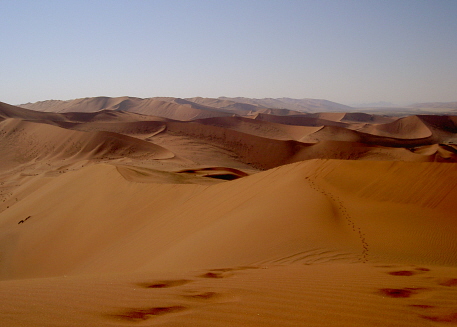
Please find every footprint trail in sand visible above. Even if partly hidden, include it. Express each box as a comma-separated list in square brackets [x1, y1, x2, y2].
[305, 175, 369, 262]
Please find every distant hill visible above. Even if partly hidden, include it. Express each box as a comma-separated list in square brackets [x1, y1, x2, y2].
[351, 101, 396, 108]
[219, 97, 354, 113]
[408, 102, 457, 109]
[19, 96, 236, 121]
[347, 102, 457, 116]
[19, 96, 355, 118]
[18, 97, 457, 118]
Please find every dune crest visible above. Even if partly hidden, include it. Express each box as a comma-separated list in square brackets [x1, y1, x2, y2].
[358, 115, 433, 139]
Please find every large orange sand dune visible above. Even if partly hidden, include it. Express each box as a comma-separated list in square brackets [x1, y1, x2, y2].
[0, 98, 457, 326]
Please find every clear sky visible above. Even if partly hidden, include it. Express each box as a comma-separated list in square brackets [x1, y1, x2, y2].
[1, 0, 456, 106]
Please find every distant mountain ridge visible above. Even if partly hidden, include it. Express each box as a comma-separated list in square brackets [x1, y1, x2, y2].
[18, 97, 457, 118]
[19, 96, 354, 117]
[409, 102, 457, 109]
[218, 97, 353, 113]
[351, 101, 396, 108]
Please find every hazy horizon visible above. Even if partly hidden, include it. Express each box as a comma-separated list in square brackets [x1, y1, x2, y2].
[14, 95, 450, 109]
[2, 0, 456, 106]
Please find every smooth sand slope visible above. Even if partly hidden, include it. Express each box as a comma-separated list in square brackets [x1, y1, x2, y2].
[2, 159, 457, 278]
[1, 99, 457, 326]
[1, 160, 457, 326]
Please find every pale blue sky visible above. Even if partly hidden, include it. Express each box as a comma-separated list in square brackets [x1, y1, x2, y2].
[1, 0, 456, 105]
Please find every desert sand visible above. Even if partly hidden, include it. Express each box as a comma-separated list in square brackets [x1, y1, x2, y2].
[0, 97, 457, 326]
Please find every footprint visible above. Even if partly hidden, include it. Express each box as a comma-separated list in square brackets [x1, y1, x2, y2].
[388, 270, 417, 276]
[199, 272, 226, 279]
[378, 287, 427, 298]
[234, 266, 259, 271]
[182, 291, 219, 300]
[208, 268, 233, 272]
[438, 278, 457, 287]
[420, 312, 457, 323]
[408, 304, 457, 323]
[110, 306, 187, 322]
[200, 267, 239, 278]
[138, 279, 192, 289]
[409, 304, 435, 309]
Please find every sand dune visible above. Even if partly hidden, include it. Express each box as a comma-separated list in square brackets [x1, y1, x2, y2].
[21, 96, 345, 119]
[341, 112, 396, 124]
[0, 101, 69, 122]
[185, 97, 311, 116]
[20, 97, 234, 120]
[0, 118, 173, 171]
[250, 112, 348, 128]
[1, 98, 457, 326]
[307, 112, 346, 121]
[1, 101, 158, 127]
[193, 116, 322, 141]
[301, 125, 363, 143]
[4, 99, 456, 170]
[187, 96, 269, 113]
[119, 98, 234, 120]
[419, 115, 457, 135]
[5, 99, 457, 166]
[1, 159, 456, 326]
[2, 159, 456, 280]
[358, 115, 433, 139]
[20, 96, 136, 113]
[296, 140, 433, 161]
[163, 120, 311, 169]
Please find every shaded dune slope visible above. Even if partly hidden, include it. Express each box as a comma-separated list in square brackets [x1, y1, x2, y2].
[162, 120, 434, 168]
[2, 101, 157, 125]
[358, 115, 433, 139]
[341, 112, 396, 124]
[162, 119, 452, 164]
[295, 140, 431, 161]
[250, 112, 348, 127]
[192, 116, 322, 141]
[65, 120, 168, 139]
[0, 101, 68, 122]
[303, 125, 438, 148]
[117, 98, 234, 120]
[186, 96, 268, 113]
[60, 109, 155, 123]
[164, 121, 309, 169]
[0, 118, 174, 165]
[418, 115, 457, 140]
[19, 97, 133, 113]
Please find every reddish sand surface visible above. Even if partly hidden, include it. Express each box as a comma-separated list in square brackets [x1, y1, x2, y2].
[1, 97, 457, 326]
